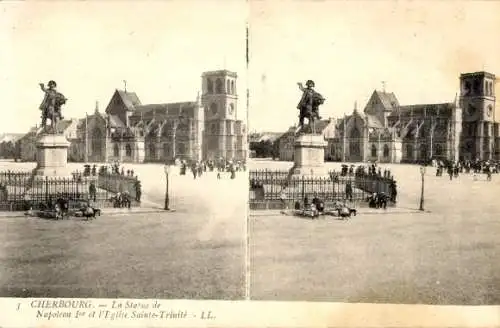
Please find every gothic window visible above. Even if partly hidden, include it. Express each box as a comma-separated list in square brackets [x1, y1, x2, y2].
[383, 144, 390, 157]
[231, 80, 235, 94]
[406, 144, 413, 159]
[349, 126, 361, 139]
[91, 128, 102, 156]
[125, 143, 132, 157]
[210, 103, 218, 115]
[207, 79, 214, 94]
[211, 123, 217, 135]
[371, 144, 377, 157]
[215, 79, 223, 94]
[435, 144, 443, 156]
[490, 82, 494, 96]
[226, 80, 230, 94]
[485, 81, 489, 96]
[149, 143, 156, 159]
[473, 79, 481, 95]
[113, 143, 119, 157]
[178, 143, 186, 154]
[420, 144, 427, 159]
[163, 143, 170, 158]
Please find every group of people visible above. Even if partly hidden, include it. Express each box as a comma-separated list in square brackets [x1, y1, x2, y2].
[179, 158, 245, 180]
[335, 163, 394, 181]
[433, 159, 498, 181]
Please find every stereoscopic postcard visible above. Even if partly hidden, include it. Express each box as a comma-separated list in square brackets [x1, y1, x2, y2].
[0, 1, 499, 327]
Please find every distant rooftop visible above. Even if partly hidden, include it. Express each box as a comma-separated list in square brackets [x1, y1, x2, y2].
[460, 71, 496, 79]
[202, 70, 237, 78]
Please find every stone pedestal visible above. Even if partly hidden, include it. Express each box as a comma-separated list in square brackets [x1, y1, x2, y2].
[32, 134, 72, 178]
[289, 134, 329, 177]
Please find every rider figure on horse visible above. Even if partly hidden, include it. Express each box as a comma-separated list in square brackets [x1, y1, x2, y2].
[39, 80, 65, 129]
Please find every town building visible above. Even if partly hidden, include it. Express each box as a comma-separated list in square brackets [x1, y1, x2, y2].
[277, 71, 499, 163]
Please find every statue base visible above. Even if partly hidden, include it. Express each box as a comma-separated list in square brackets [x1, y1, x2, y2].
[288, 134, 329, 178]
[32, 133, 72, 178]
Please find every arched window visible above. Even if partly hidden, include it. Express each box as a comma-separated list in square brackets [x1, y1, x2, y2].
[406, 144, 413, 159]
[149, 143, 156, 159]
[383, 144, 390, 157]
[420, 144, 427, 159]
[215, 79, 223, 94]
[207, 79, 214, 94]
[210, 103, 218, 115]
[226, 80, 230, 94]
[91, 128, 102, 156]
[371, 144, 377, 157]
[490, 82, 494, 96]
[113, 143, 119, 157]
[231, 80, 235, 94]
[178, 143, 186, 154]
[163, 143, 171, 158]
[435, 144, 443, 156]
[125, 143, 132, 157]
[349, 126, 361, 138]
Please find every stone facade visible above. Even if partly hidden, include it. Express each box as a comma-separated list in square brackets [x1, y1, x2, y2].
[278, 71, 499, 164]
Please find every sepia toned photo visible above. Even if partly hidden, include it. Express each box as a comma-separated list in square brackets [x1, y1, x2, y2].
[0, 1, 248, 300]
[248, 1, 500, 305]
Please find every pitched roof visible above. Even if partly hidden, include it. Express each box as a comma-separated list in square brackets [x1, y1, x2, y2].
[116, 90, 142, 111]
[388, 102, 454, 118]
[109, 115, 125, 128]
[374, 90, 400, 110]
[298, 119, 332, 134]
[133, 101, 197, 115]
[365, 114, 383, 128]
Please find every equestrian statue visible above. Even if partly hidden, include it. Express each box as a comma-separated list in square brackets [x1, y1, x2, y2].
[296, 80, 325, 134]
[39, 80, 67, 134]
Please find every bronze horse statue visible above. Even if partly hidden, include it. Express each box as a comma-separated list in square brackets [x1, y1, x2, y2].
[298, 90, 325, 134]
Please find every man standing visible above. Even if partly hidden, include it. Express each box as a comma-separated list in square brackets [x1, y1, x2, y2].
[39, 80, 58, 127]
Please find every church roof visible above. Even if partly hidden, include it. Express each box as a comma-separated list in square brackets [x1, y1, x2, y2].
[389, 102, 454, 117]
[109, 115, 126, 128]
[116, 90, 142, 111]
[132, 101, 198, 117]
[365, 114, 384, 128]
[374, 90, 400, 110]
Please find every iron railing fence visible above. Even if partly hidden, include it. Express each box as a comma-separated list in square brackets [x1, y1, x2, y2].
[249, 169, 396, 210]
[0, 170, 142, 211]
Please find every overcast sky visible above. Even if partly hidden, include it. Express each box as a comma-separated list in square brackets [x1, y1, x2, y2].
[248, 0, 500, 133]
[2, 1, 500, 135]
[0, 0, 247, 133]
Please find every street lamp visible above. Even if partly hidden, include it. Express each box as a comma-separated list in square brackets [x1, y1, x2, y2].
[164, 164, 171, 211]
[419, 165, 426, 211]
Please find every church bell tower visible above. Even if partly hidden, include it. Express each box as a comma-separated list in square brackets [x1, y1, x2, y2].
[459, 71, 496, 160]
[201, 70, 238, 160]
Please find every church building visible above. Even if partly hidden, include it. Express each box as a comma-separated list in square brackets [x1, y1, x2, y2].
[73, 69, 247, 163]
[285, 70, 499, 164]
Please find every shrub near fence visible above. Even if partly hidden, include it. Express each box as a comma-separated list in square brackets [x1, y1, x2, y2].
[249, 169, 395, 210]
[0, 170, 141, 211]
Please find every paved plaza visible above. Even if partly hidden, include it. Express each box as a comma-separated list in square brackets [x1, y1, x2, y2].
[249, 159, 500, 304]
[0, 161, 247, 299]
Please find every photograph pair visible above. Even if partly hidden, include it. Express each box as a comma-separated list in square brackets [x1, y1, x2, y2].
[1, 0, 500, 313]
